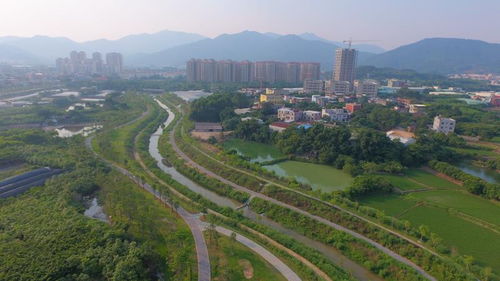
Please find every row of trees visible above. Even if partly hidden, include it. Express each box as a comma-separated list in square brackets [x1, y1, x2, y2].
[189, 92, 251, 122]
[428, 160, 500, 200]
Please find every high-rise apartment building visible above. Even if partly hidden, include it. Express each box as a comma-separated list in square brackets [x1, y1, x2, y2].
[56, 51, 123, 75]
[300, 62, 321, 82]
[187, 59, 320, 83]
[333, 48, 358, 85]
[106, 53, 123, 75]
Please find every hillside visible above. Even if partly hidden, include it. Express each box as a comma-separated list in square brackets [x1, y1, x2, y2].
[129, 31, 375, 70]
[0, 45, 41, 64]
[0, 30, 206, 64]
[360, 38, 500, 74]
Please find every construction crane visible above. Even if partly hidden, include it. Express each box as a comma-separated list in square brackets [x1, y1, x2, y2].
[343, 39, 380, 49]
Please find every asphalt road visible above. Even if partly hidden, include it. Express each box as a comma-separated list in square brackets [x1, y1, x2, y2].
[163, 101, 438, 281]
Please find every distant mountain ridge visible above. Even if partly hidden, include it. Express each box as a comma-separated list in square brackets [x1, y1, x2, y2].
[128, 31, 375, 70]
[1, 32, 499, 75]
[360, 38, 500, 74]
[0, 30, 207, 64]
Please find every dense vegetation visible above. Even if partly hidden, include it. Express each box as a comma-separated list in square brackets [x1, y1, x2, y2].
[428, 160, 500, 200]
[0, 129, 160, 281]
[344, 175, 394, 197]
[189, 92, 251, 122]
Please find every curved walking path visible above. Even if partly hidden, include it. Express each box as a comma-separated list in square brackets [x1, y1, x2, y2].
[85, 107, 211, 281]
[200, 222, 302, 281]
[164, 101, 438, 281]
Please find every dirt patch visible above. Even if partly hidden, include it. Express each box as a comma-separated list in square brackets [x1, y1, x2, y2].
[191, 131, 231, 141]
[238, 259, 254, 279]
[200, 142, 221, 154]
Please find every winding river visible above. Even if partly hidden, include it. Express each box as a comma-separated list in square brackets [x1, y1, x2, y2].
[149, 99, 385, 281]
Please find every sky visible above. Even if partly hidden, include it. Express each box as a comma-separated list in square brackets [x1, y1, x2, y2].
[1, 0, 499, 49]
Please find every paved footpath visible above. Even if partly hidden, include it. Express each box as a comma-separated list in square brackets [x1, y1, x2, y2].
[199, 221, 302, 281]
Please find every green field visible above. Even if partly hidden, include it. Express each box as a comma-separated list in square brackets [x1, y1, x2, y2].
[381, 168, 461, 191]
[206, 232, 287, 281]
[408, 189, 500, 226]
[223, 138, 285, 163]
[264, 160, 353, 192]
[362, 166, 500, 271]
[360, 192, 500, 271]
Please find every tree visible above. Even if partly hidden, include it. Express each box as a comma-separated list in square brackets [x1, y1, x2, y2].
[418, 225, 430, 241]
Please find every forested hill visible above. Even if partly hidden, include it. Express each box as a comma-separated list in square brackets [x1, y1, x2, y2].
[360, 38, 500, 74]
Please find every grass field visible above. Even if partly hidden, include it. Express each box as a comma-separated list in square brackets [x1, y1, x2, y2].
[223, 138, 285, 163]
[205, 231, 287, 281]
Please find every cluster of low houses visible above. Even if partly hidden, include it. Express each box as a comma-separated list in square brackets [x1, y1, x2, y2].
[193, 84, 458, 145]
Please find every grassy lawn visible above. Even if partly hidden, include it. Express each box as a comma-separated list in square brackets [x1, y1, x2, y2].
[205, 231, 287, 281]
[222, 138, 285, 163]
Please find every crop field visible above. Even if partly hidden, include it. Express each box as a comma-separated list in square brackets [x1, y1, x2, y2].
[205, 232, 287, 281]
[360, 192, 500, 271]
[401, 204, 500, 270]
[408, 189, 500, 225]
[382, 168, 462, 191]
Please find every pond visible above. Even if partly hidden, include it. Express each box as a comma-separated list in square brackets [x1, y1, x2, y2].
[173, 90, 212, 101]
[223, 139, 285, 163]
[55, 124, 102, 138]
[458, 162, 500, 184]
[84, 198, 109, 223]
[264, 161, 353, 192]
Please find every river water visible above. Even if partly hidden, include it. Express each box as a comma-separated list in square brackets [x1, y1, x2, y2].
[149, 99, 383, 281]
[149, 100, 236, 208]
[458, 162, 499, 184]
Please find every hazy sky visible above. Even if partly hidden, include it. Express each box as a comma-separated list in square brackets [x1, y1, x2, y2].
[1, 0, 499, 49]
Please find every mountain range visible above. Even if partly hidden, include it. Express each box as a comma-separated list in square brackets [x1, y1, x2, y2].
[0, 30, 499, 74]
[362, 38, 500, 74]
[127, 31, 375, 70]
